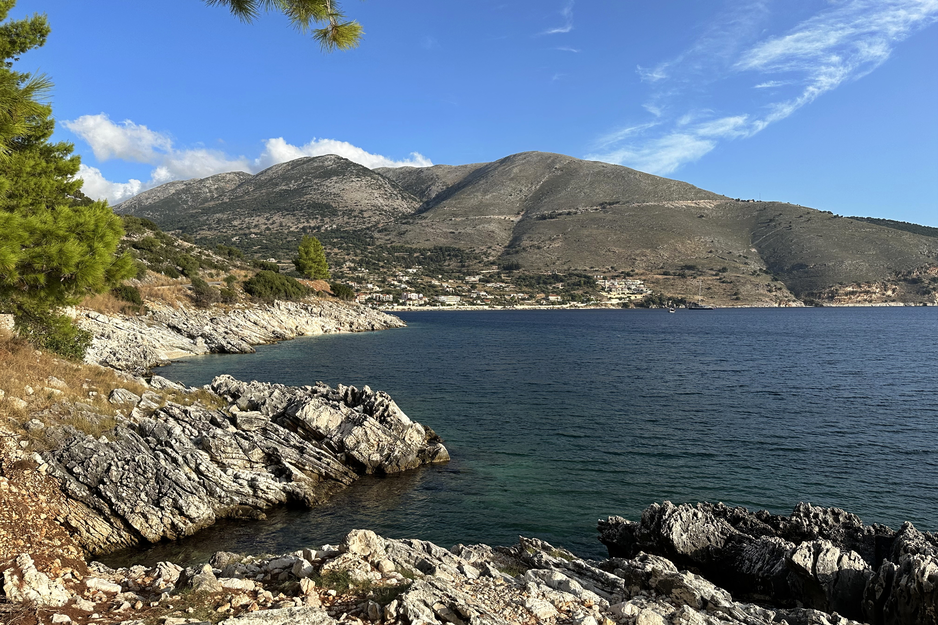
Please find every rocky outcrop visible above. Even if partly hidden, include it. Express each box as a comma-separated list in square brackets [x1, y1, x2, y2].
[598, 501, 938, 625]
[5, 528, 873, 625]
[76, 299, 405, 374]
[36, 375, 448, 556]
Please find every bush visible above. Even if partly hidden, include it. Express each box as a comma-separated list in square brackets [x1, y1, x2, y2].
[219, 287, 239, 303]
[189, 277, 220, 308]
[177, 254, 200, 278]
[243, 271, 308, 302]
[132, 236, 161, 253]
[329, 282, 356, 301]
[215, 244, 244, 260]
[252, 260, 280, 273]
[121, 215, 159, 236]
[111, 284, 143, 306]
[14, 311, 93, 361]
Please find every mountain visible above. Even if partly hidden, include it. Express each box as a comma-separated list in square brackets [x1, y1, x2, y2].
[115, 155, 421, 236]
[115, 151, 938, 305]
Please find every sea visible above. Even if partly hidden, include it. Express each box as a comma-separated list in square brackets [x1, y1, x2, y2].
[102, 307, 938, 567]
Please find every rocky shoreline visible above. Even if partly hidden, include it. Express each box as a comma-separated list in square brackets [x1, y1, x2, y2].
[5, 495, 936, 625]
[75, 299, 405, 375]
[30, 374, 448, 557]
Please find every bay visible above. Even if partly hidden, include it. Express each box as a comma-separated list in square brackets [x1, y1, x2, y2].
[103, 307, 938, 567]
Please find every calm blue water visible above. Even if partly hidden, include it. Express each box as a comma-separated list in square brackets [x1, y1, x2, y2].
[104, 308, 938, 566]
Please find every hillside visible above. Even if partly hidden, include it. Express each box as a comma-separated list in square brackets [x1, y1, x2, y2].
[114, 151, 938, 306]
[115, 155, 421, 239]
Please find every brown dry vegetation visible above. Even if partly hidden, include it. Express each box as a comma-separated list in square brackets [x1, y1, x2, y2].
[0, 331, 221, 439]
[0, 331, 145, 424]
[78, 292, 141, 316]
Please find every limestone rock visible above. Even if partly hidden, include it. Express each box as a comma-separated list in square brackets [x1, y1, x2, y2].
[40, 375, 446, 556]
[216, 606, 336, 624]
[1, 554, 71, 607]
[78, 299, 406, 375]
[599, 501, 938, 625]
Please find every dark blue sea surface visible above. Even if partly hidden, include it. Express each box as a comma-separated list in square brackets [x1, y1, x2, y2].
[104, 308, 938, 567]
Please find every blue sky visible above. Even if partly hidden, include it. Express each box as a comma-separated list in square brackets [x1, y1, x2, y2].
[12, 0, 938, 226]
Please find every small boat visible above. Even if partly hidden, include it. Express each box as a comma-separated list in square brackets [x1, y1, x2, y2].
[668, 306, 676, 313]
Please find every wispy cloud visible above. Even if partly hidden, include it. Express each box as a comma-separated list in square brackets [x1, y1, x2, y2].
[556, 46, 580, 53]
[66, 113, 432, 204]
[541, 0, 574, 35]
[589, 0, 938, 174]
[753, 80, 789, 89]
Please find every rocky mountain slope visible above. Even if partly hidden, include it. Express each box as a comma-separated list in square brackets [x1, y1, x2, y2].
[115, 152, 938, 304]
[115, 155, 420, 239]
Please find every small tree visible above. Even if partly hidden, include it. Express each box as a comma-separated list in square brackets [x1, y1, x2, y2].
[293, 235, 330, 280]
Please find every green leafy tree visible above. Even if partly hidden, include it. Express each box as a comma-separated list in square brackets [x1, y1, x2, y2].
[0, 1, 133, 357]
[293, 235, 331, 280]
[206, 0, 362, 51]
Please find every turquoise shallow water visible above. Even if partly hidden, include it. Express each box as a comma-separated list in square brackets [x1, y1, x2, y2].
[103, 307, 938, 567]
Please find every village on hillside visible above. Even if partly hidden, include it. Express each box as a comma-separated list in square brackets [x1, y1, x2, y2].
[323, 264, 653, 309]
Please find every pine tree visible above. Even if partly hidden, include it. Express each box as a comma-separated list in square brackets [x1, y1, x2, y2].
[0, 1, 133, 357]
[293, 235, 331, 280]
[206, 0, 362, 51]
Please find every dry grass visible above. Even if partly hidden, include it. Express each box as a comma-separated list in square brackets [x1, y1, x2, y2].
[0, 331, 228, 449]
[138, 283, 190, 308]
[79, 292, 141, 316]
[0, 332, 145, 433]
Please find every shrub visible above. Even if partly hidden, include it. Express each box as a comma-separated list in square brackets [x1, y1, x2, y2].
[189, 277, 220, 308]
[242, 271, 309, 302]
[252, 260, 280, 272]
[219, 287, 238, 303]
[131, 236, 161, 253]
[14, 311, 93, 361]
[121, 215, 159, 236]
[111, 285, 143, 306]
[329, 282, 356, 301]
[177, 255, 200, 278]
[215, 244, 244, 260]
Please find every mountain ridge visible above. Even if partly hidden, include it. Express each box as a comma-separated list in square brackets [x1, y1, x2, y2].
[113, 151, 938, 305]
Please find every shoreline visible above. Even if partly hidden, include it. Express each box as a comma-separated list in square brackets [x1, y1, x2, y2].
[379, 301, 931, 312]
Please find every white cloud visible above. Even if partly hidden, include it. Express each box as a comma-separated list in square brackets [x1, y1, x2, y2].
[753, 80, 789, 89]
[65, 114, 433, 203]
[592, 121, 661, 151]
[76, 164, 144, 204]
[63, 114, 172, 163]
[591, 0, 938, 174]
[255, 138, 432, 171]
[541, 0, 574, 35]
[150, 150, 252, 185]
[588, 133, 716, 176]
